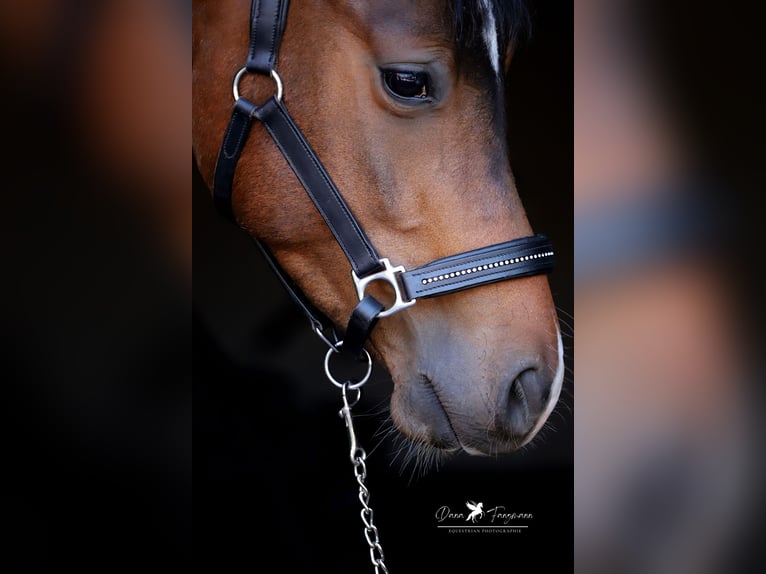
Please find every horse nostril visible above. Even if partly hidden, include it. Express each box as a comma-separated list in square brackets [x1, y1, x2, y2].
[504, 367, 549, 437]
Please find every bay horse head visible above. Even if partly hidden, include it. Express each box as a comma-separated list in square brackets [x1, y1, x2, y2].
[193, 0, 563, 456]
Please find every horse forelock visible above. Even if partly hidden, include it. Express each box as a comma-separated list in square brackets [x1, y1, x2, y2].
[450, 0, 530, 63]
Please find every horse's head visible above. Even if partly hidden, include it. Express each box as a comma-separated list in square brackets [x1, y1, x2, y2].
[193, 0, 563, 455]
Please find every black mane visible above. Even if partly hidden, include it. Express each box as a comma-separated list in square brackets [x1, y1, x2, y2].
[451, 0, 530, 55]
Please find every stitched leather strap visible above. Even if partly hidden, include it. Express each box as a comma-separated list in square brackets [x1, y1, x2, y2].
[254, 97, 383, 277]
[213, 0, 382, 277]
[214, 95, 383, 277]
[247, 0, 289, 74]
[213, 98, 258, 221]
[213, 1, 287, 222]
[401, 234, 554, 300]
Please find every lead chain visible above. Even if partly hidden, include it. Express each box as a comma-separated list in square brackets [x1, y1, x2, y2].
[339, 383, 390, 574]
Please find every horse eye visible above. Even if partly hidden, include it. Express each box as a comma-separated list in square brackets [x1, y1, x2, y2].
[382, 70, 431, 101]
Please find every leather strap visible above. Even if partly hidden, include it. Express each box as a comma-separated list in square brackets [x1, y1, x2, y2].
[254, 236, 384, 359]
[213, 0, 382, 278]
[344, 296, 386, 358]
[213, 0, 289, 223]
[254, 97, 383, 277]
[247, 0, 289, 74]
[213, 98, 258, 222]
[401, 234, 554, 300]
[251, 238, 339, 348]
[214, 95, 383, 277]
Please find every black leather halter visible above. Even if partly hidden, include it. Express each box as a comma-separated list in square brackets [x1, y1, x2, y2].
[212, 0, 555, 358]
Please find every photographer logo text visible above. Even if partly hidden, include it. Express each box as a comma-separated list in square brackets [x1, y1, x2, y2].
[435, 501, 533, 534]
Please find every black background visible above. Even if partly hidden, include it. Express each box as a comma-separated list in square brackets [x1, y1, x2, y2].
[194, 2, 573, 571]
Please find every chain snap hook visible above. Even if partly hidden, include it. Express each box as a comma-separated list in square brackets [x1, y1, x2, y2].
[339, 383, 364, 463]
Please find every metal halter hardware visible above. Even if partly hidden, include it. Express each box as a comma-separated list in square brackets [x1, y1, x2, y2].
[324, 342, 373, 389]
[232, 66, 283, 102]
[352, 258, 416, 318]
[209, 1, 555, 572]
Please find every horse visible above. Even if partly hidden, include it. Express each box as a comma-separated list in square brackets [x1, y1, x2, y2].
[192, 0, 564, 456]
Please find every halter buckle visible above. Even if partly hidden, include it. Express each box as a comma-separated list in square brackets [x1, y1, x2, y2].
[352, 258, 416, 318]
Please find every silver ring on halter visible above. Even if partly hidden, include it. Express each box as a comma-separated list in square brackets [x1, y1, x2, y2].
[232, 67, 283, 103]
[324, 342, 372, 390]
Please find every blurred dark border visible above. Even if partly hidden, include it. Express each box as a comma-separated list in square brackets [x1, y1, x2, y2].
[1, 2, 192, 571]
[641, 3, 766, 570]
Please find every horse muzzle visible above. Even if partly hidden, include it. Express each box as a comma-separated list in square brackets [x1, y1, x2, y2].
[387, 319, 564, 455]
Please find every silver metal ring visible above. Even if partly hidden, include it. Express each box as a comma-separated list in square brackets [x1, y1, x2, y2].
[324, 342, 372, 390]
[232, 67, 284, 103]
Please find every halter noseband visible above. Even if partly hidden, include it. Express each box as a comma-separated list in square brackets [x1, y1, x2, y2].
[211, 0, 555, 358]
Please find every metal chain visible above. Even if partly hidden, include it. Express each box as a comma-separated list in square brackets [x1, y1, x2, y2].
[339, 383, 390, 574]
